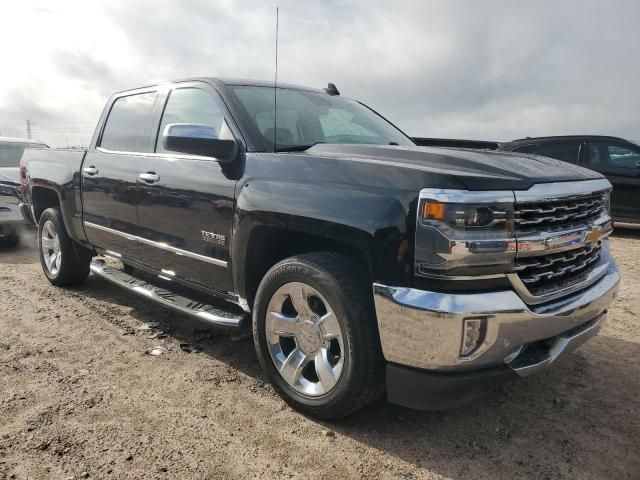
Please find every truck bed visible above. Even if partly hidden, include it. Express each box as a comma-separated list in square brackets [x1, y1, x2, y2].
[23, 148, 87, 240]
[23, 148, 87, 187]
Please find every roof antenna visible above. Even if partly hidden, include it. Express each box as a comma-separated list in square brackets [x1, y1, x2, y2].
[273, 6, 279, 153]
[324, 83, 340, 95]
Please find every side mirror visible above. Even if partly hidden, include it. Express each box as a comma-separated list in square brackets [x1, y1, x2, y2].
[162, 123, 237, 162]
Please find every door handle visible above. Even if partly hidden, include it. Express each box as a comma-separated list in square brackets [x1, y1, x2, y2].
[139, 172, 160, 183]
[83, 166, 99, 176]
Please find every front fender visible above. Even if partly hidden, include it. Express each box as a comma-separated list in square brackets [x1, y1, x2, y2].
[232, 179, 415, 300]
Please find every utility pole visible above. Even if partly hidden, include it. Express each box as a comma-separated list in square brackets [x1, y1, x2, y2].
[26, 120, 32, 139]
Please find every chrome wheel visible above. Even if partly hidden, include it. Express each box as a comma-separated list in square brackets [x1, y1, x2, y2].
[41, 219, 61, 276]
[265, 282, 345, 397]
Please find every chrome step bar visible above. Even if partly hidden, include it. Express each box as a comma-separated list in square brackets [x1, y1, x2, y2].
[89, 260, 247, 329]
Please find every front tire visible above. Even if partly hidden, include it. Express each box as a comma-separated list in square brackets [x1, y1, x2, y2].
[253, 252, 385, 419]
[38, 208, 92, 286]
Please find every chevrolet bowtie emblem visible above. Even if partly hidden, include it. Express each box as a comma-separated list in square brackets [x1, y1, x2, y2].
[585, 228, 601, 244]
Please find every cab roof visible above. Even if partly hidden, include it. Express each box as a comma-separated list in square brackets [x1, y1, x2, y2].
[114, 77, 327, 95]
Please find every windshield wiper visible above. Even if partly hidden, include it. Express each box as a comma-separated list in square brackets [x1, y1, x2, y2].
[275, 141, 400, 152]
[275, 145, 313, 152]
[275, 141, 325, 153]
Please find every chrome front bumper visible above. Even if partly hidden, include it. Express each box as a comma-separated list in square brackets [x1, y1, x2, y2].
[373, 258, 619, 374]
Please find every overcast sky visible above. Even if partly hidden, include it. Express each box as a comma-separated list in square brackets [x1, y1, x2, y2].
[1, 0, 638, 147]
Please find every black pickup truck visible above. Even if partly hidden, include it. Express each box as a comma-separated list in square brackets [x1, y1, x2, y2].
[22, 78, 620, 419]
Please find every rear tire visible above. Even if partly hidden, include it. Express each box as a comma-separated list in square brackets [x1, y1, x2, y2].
[38, 208, 92, 286]
[253, 252, 385, 419]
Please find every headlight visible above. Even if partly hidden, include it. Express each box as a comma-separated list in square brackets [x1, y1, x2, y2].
[415, 189, 516, 278]
[422, 201, 510, 231]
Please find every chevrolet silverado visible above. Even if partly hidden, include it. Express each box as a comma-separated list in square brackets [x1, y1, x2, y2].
[21, 78, 620, 418]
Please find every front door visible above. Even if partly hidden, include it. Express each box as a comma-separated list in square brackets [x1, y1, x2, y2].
[583, 140, 640, 221]
[533, 140, 581, 164]
[82, 89, 159, 262]
[136, 84, 237, 294]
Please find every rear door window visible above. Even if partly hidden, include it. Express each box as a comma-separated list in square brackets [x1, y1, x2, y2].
[586, 142, 640, 168]
[100, 92, 157, 152]
[533, 141, 580, 163]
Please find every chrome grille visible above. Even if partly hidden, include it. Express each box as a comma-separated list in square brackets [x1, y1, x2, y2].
[514, 193, 606, 234]
[516, 242, 603, 297]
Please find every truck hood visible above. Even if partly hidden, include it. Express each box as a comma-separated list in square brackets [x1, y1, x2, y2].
[0, 167, 20, 186]
[305, 144, 602, 190]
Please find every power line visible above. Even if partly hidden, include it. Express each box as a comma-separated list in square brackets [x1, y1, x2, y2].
[0, 122, 95, 127]
[0, 127, 95, 133]
[31, 128, 95, 132]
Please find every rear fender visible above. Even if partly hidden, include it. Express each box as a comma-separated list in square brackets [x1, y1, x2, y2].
[26, 149, 88, 244]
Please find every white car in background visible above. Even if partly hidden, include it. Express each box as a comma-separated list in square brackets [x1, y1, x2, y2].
[0, 137, 48, 246]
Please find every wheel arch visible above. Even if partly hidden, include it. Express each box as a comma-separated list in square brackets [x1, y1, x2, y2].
[236, 223, 374, 310]
[31, 186, 62, 224]
[30, 185, 88, 244]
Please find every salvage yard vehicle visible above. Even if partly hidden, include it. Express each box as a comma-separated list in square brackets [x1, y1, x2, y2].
[0, 137, 47, 246]
[21, 78, 620, 419]
[499, 135, 640, 224]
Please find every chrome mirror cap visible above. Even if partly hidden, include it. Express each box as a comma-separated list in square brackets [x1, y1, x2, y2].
[162, 123, 238, 162]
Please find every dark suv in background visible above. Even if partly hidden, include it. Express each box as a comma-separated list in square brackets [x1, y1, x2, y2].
[500, 136, 640, 224]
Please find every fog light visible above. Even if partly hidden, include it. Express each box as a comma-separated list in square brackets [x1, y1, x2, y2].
[461, 318, 485, 357]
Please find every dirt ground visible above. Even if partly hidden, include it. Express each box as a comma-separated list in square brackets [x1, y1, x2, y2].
[1, 230, 639, 480]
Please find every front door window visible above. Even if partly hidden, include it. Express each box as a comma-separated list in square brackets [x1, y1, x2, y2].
[155, 88, 233, 153]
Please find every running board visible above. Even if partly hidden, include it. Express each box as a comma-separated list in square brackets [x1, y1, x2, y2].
[90, 260, 248, 329]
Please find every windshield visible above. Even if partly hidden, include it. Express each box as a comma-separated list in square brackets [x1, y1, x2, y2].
[0, 142, 46, 167]
[232, 86, 415, 151]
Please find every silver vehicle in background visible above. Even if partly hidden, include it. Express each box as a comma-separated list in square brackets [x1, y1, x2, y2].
[0, 137, 48, 246]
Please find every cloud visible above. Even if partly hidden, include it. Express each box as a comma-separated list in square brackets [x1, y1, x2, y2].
[0, 0, 638, 146]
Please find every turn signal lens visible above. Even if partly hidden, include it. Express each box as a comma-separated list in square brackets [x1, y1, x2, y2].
[422, 201, 445, 221]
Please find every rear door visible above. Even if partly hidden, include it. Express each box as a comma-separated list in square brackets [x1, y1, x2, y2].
[136, 82, 237, 294]
[82, 89, 159, 262]
[584, 141, 640, 221]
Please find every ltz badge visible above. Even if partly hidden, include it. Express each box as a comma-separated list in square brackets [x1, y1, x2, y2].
[201, 230, 226, 246]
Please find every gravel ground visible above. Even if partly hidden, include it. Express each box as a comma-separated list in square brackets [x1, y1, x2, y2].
[1, 230, 639, 480]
